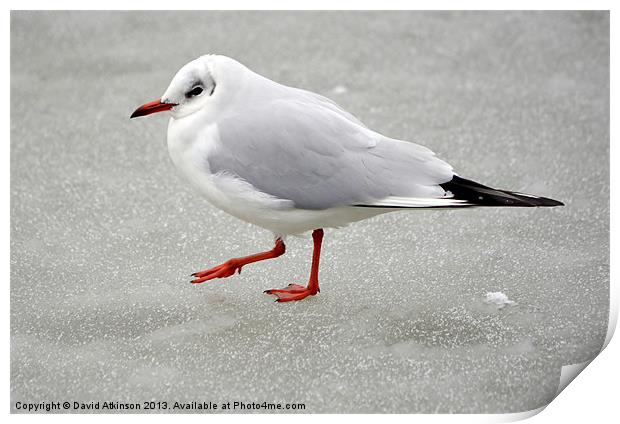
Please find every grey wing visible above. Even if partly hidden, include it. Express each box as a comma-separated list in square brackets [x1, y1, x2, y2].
[291, 87, 367, 128]
[208, 99, 454, 210]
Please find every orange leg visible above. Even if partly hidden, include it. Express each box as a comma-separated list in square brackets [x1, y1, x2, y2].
[264, 229, 324, 302]
[191, 238, 285, 284]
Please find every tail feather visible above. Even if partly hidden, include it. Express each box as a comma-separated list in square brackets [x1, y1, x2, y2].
[439, 175, 564, 207]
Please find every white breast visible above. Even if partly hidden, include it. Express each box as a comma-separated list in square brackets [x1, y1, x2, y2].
[167, 119, 216, 196]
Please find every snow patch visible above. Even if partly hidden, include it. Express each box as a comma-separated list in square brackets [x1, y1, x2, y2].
[484, 292, 516, 309]
[330, 85, 348, 94]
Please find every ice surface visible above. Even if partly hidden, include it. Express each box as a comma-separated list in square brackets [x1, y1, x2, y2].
[10, 11, 609, 413]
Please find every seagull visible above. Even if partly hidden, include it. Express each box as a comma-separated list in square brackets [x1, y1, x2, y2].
[131, 55, 563, 302]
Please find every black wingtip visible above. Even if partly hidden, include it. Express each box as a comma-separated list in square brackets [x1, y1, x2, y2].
[528, 196, 564, 207]
[441, 176, 564, 208]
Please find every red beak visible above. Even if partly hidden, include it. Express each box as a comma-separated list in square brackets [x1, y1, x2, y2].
[130, 99, 177, 118]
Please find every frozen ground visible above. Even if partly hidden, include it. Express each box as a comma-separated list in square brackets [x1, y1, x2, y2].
[10, 11, 609, 413]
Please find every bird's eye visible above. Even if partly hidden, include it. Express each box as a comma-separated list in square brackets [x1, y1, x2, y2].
[185, 86, 204, 98]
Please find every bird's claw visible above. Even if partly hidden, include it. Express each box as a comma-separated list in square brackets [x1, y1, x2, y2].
[264, 284, 318, 302]
[191, 259, 241, 284]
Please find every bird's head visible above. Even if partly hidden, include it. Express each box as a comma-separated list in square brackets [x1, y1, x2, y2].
[131, 55, 233, 120]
